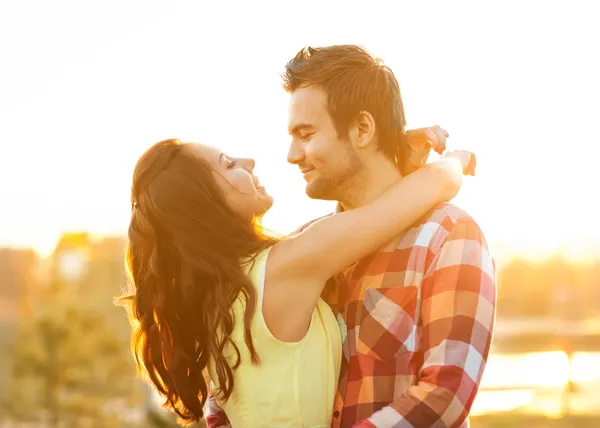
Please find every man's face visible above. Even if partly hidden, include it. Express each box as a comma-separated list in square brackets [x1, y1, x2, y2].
[287, 86, 361, 200]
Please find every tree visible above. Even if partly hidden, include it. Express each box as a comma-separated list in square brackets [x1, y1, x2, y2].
[2, 303, 140, 427]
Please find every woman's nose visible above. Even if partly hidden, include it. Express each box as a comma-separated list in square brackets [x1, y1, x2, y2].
[240, 157, 255, 172]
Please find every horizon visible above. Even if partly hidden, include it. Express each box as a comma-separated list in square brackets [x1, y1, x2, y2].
[3, 225, 600, 268]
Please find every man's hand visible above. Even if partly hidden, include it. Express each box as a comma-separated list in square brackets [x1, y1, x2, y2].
[402, 125, 448, 174]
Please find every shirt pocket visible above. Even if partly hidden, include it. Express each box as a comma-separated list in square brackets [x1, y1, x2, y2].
[357, 286, 418, 362]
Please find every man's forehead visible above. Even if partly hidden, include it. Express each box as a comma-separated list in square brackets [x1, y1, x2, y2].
[290, 85, 327, 108]
[288, 86, 328, 129]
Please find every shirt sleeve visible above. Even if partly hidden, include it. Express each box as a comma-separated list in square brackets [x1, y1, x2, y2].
[353, 218, 497, 428]
[204, 389, 231, 428]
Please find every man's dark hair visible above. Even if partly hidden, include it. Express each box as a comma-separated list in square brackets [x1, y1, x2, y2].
[282, 45, 407, 164]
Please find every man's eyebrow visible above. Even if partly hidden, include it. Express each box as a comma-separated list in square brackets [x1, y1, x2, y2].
[288, 123, 315, 135]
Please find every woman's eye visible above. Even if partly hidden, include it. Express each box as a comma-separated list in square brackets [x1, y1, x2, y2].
[227, 160, 236, 169]
[301, 133, 313, 141]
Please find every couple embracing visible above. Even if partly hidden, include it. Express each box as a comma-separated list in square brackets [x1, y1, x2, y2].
[122, 44, 495, 428]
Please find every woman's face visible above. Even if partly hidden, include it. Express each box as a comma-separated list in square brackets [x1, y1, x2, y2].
[190, 143, 274, 219]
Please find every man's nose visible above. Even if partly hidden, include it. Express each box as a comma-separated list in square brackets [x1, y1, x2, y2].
[287, 140, 305, 165]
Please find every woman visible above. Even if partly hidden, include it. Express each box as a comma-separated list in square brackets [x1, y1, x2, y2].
[121, 137, 473, 427]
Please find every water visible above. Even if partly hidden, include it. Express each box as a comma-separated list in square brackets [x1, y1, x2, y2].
[472, 351, 600, 416]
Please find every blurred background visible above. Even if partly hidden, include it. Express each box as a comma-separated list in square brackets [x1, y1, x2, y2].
[1, 0, 599, 427]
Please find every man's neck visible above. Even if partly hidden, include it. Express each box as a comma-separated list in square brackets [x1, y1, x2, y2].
[339, 156, 403, 211]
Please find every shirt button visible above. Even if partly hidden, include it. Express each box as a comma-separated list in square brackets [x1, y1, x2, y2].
[333, 411, 340, 418]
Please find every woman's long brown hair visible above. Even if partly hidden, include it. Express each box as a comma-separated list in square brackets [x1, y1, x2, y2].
[118, 139, 277, 425]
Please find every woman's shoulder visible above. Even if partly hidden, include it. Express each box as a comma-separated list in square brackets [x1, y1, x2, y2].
[242, 246, 272, 278]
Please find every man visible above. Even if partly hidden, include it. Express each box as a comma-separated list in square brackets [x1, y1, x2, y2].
[207, 45, 495, 428]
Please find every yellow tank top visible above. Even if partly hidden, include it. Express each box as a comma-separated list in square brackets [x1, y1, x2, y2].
[207, 247, 341, 427]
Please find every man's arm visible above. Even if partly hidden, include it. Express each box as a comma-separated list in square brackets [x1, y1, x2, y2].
[204, 372, 231, 428]
[204, 385, 231, 428]
[354, 218, 496, 428]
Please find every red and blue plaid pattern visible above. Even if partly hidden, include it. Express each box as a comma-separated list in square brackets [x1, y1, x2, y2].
[328, 203, 496, 428]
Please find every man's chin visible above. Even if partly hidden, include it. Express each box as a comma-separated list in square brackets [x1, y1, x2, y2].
[305, 182, 336, 201]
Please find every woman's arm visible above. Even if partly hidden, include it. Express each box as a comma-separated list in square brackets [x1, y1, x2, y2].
[267, 152, 471, 288]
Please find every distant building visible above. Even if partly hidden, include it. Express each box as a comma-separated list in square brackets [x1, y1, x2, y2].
[0, 247, 41, 322]
[46, 232, 129, 334]
[0, 247, 42, 404]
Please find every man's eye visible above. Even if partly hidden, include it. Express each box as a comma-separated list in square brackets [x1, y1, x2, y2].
[227, 160, 237, 169]
[300, 133, 314, 141]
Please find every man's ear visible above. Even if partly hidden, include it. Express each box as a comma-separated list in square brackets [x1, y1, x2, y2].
[352, 111, 376, 150]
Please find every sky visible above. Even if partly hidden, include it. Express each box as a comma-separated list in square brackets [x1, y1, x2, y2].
[0, 0, 599, 263]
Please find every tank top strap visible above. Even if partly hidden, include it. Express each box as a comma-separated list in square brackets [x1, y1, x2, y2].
[245, 246, 272, 307]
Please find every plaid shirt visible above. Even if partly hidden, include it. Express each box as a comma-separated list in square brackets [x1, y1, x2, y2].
[326, 203, 496, 427]
[206, 202, 496, 428]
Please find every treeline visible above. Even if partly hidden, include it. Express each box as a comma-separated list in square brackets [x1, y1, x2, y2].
[497, 255, 600, 318]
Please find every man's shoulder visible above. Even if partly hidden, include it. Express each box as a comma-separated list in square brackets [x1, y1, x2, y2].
[399, 202, 483, 250]
[292, 203, 480, 239]
[420, 202, 477, 229]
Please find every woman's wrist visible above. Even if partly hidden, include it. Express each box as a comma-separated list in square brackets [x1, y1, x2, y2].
[428, 158, 463, 201]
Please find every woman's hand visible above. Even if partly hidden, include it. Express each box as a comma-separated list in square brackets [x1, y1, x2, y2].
[442, 150, 477, 176]
[402, 125, 448, 174]
[406, 125, 448, 155]
[429, 150, 477, 201]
